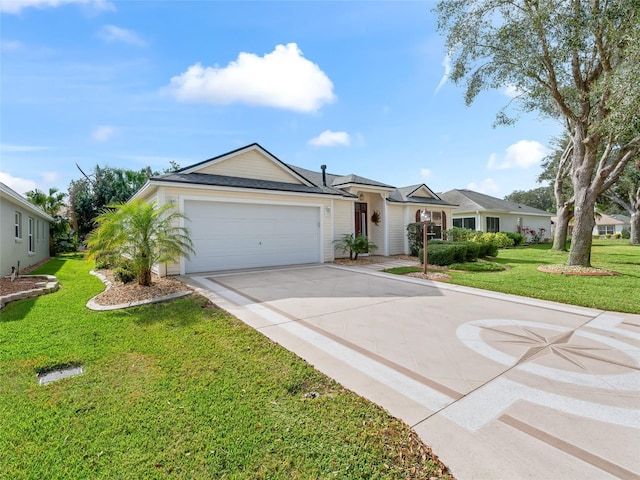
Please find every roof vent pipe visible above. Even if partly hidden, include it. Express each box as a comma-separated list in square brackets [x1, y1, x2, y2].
[321, 165, 327, 186]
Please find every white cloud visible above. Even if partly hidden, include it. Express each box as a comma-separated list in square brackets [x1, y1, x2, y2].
[435, 50, 452, 94]
[97, 25, 146, 47]
[0, 0, 114, 14]
[503, 84, 525, 98]
[0, 172, 37, 194]
[487, 140, 547, 169]
[1, 40, 23, 51]
[308, 130, 350, 147]
[92, 125, 116, 142]
[42, 171, 60, 183]
[467, 178, 500, 195]
[1, 143, 51, 152]
[165, 43, 336, 113]
[420, 168, 432, 179]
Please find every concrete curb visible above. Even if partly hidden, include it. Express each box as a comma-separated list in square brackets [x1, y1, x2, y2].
[0, 275, 59, 310]
[87, 270, 192, 311]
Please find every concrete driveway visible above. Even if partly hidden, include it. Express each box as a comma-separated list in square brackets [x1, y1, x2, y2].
[182, 264, 640, 480]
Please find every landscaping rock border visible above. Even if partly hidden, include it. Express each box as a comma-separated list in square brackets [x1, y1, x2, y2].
[0, 275, 59, 309]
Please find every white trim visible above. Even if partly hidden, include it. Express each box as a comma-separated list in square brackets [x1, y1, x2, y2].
[0, 182, 54, 222]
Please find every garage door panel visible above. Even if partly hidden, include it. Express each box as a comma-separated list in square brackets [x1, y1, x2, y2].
[184, 201, 320, 273]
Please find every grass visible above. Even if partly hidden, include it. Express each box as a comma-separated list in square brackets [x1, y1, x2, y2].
[448, 260, 506, 272]
[0, 256, 450, 479]
[384, 266, 423, 275]
[444, 240, 640, 313]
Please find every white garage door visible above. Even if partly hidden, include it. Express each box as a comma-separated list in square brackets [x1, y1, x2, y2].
[184, 201, 321, 273]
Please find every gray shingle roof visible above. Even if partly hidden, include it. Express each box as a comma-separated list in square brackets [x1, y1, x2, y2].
[153, 172, 350, 197]
[439, 189, 553, 216]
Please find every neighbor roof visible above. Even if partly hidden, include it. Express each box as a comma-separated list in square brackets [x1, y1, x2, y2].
[439, 189, 553, 216]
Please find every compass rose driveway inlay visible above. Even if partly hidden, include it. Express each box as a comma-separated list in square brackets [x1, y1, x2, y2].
[184, 264, 640, 480]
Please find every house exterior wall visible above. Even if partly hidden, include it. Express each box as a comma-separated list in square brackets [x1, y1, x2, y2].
[387, 204, 405, 255]
[452, 211, 552, 239]
[332, 199, 353, 258]
[1, 195, 51, 276]
[196, 150, 304, 184]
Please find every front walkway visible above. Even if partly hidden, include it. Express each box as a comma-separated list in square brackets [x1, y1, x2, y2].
[180, 262, 640, 480]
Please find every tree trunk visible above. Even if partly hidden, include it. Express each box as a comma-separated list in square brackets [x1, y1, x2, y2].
[552, 204, 572, 251]
[139, 268, 152, 286]
[567, 192, 596, 267]
[631, 211, 640, 245]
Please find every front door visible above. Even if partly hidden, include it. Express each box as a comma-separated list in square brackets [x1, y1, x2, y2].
[355, 202, 368, 238]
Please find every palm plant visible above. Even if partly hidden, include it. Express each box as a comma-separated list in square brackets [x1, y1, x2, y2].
[333, 233, 377, 260]
[87, 199, 194, 286]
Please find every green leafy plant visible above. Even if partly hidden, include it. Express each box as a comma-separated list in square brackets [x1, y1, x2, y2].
[87, 199, 194, 286]
[333, 233, 377, 260]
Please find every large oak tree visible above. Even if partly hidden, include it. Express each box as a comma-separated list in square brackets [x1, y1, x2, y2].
[436, 0, 640, 265]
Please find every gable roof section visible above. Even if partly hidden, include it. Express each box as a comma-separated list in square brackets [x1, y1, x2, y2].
[330, 173, 394, 189]
[176, 143, 314, 187]
[440, 189, 553, 216]
[595, 212, 631, 226]
[0, 182, 54, 222]
[388, 184, 455, 206]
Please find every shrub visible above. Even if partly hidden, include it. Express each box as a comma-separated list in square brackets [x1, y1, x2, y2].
[614, 233, 621, 239]
[419, 244, 457, 266]
[463, 241, 481, 260]
[333, 233, 378, 260]
[406, 223, 423, 256]
[445, 227, 479, 242]
[605, 234, 612, 239]
[621, 229, 630, 239]
[523, 226, 546, 244]
[504, 231, 525, 246]
[113, 266, 136, 283]
[480, 232, 513, 248]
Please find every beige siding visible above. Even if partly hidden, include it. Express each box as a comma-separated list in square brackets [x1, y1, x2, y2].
[332, 200, 353, 258]
[387, 204, 405, 255]
[195, 150, 304, 184]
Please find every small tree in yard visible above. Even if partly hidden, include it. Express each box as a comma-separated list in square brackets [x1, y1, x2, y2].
[87, 199, 194, 286]
[333, 234, 378, 260]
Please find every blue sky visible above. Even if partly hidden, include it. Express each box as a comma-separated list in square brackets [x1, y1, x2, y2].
[1, 0, 562, 198]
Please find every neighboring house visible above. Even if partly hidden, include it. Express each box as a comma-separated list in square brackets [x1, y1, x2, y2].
[131, 143, 455, 275]
[550, 213, 631, 238]
[439, 189, 553, 238]
[592, 213, 630, 237]
[1, 182, 54, 276]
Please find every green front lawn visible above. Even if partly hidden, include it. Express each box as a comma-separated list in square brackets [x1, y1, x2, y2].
[445, 240, 639, 313]
[0, 257, 450, 479]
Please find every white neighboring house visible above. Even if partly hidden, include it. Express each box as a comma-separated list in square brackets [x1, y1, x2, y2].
[131, 143, 455, 275]
[439, 189, 553, 239]
[592, 213, 631, 237]
[1, 182, 54, 276]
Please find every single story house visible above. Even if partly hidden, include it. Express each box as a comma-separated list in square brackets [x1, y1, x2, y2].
[132, 143, 455, 275]
[1, 182, 53, 276]
[593, 213, 631, 237]
[439, 189, 553, 239]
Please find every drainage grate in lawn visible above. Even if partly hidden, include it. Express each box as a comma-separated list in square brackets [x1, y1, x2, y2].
[38, 366, 84, 385]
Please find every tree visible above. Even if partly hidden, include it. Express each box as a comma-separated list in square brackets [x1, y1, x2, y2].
[603, 160, 640, 244]
[70, 166, 153, 240]
[26, 187, 70, 255]
[86, 200, 194, 286]
[504, 186, 555, 212]
[436, 0, 640, 266]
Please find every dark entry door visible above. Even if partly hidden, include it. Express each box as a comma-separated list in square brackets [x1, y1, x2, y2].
[355, 202, 368, 237]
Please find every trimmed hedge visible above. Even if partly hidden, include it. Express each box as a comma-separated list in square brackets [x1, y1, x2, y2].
[418, 240, 492, 266]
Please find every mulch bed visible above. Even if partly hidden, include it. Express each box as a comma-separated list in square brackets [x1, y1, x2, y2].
[537, 265, 620, 276]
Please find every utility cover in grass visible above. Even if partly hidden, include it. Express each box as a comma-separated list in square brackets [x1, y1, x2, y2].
[38, 366, 84, 385]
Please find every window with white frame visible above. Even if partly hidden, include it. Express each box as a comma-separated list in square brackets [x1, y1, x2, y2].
[28, 217, 35, 253]
[598, 225, 614, 235]
[15, 211, 22, 239]
[453, 217, 476, 230]
[486, 217, 500, 233]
